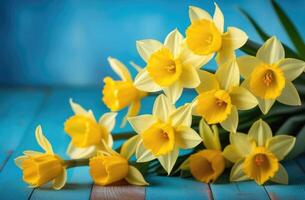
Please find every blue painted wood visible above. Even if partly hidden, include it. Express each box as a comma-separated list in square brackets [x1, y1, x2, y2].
[146, 176, 211, 200]
[264, 160, 305, 200]
[210, 170, 269, 200]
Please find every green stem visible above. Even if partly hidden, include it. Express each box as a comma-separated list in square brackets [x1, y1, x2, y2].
[64, 158, 89, 168]
[113, 132, 136, 140]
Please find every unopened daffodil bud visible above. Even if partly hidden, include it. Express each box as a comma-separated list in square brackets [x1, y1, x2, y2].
[189, 149, 225, 183]
[89, 154, 129, 186]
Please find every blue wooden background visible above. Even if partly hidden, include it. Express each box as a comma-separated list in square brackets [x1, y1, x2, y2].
[1, 0, 305, 86]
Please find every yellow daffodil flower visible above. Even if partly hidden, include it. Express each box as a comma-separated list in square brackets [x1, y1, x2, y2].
[14, 126, 67, 190]
[134, 29, 212, 103]
[102, 57, 147, 126]
[223, 119, 295, 185]
[194, 57, 258, 132]
[64, 99, 117, 159]
[89, 140, 148, 186]
[186, 3, 248, 65]
[128, 94, 202, 174]
[237, 36, 305, 114]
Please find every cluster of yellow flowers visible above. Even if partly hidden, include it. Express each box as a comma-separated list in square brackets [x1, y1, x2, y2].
[15, 3, 305, 189]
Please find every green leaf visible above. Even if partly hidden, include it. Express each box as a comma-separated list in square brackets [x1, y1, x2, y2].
[285, 125, 305, 160]
[271, 0, 305, 59]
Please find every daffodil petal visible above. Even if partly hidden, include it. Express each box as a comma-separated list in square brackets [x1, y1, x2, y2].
[230, 159, 249, 182]
[216, 58, 240, 91]
[196, 70, 220, 93]
[237, 56, 261, 79]
[267, 135, 296, 161]
[99, 112, 117, 132]
[256, 36, 285, 64]
[164, 29, 184, 58]
[163, 82, 183, 104]
[199, 119, 221, 151]
[125, 165, 149, 186]
[215, 47, 235, 66]
[136, 39, 163, 62]
[121, 100, 141, 128]
[14, 156, 27, 169]
[248, 119, 272, 146]
[23, 150, 44, 156]
[35, 125, 53, 154]
[158, 147, 179, 175]
[170, 103, 192, 127]
[213, 2, 224, 33]
[180, 65, 200, 88]
[153, 94, 174, 122]
[134, 69, 162, 92]
[223, 145, 242, 163]
[53, 170, 67, 190]
[220, 106, 238, 132]
[230, 86, 258, 110]
[69, 98, 88, 116]
[107, 57, 132, 81]
[277, 81, 301, 106]
[128, 115, 157, 134]
[136, 141, 156, 162]
[189, 6, 212, 22]
[278, 58, 305, 81]
[175, 126, 202, 149]
[270, 164, 288, 184]
[230, 132, 253, 157]
[120, 135, 141, 160]
[66, 142, 97, 159]
[222, 27, 248, 50]
[257, 97, 275, 115]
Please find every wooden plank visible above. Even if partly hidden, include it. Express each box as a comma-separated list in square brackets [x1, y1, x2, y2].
[210, 170, 269, 200]
[90, 180, 145, 200]
[264, 160, 305, 200]
[145, 176, 211, 200]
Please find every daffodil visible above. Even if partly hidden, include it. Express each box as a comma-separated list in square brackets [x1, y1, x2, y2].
[102, 57, 147, 126]
[64, 99, 117, 159]
[237, 36, 305, 114]
[89, 140, 148, 186]
[14, 126, 67, 190]
[128, 94, 202, 174]
[134, 29, 212, 103]
[194, 57, 258, 132]
[223, 119, 295, 185]
[186, 3, 248, 65]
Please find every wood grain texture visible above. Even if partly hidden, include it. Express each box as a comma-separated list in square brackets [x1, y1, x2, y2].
[90, 181, 145, 200]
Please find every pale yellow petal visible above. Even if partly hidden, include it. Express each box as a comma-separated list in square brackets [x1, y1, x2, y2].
[129, 61, 143, 72]
[23, 150, 44, 156]
[216, 58, 240, 91]
[52, 170, 67, 190]
[180, 65, 200, 88]
[69, 98, 88, 116]
[230, 132, 253, 157]
[257, 97, 275, 115]
[215, 47, 235, 66]
[237, 56, 261, 79]
[222, 27, 248, 50]
[278, 58, 305, 81]
[164, 29, 184, 58]
[230, 86, 258, 110]
[66, 142, 97, 159]
[163, 82, 183, 104]
[35, 125, 53, 154]
[125, 165, 149, 186]
[277, 81, 301, 106]
[175, 126, 202, 149]
[98, 112, 117, 132]
[223, 145, 242, 163]
[248, 119, 272, 146]
[230, 159, 249, 182]
[134, 69, 162, 92]
[256, 36, 285, 64]
[153, 94, 174, 122]
[14, 156, 27, 169]
[136, 141, 156, 162]
[213, 2, 224, 33]
[107, 57, 132, 81]
[128, 115, 157, 134]
[267, 135, 295, 161]
[136, 39, 163, 62]
[170, 103, 192, 127]
[199, 119, 221, 151]
[158, 147, 179, 175]
[121, 100, 141, 128]
[120, 135, 141, 160]
[270, 164, 288, 184]
[220, 106, 238, 132]
[189, 6, 212, 22]
[196, 70, 220, 93]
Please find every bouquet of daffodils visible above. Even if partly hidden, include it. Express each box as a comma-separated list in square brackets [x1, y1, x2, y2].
[15, 1, 305, 190]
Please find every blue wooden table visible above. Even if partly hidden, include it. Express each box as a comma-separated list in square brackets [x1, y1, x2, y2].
[1, 87, 305, 200]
